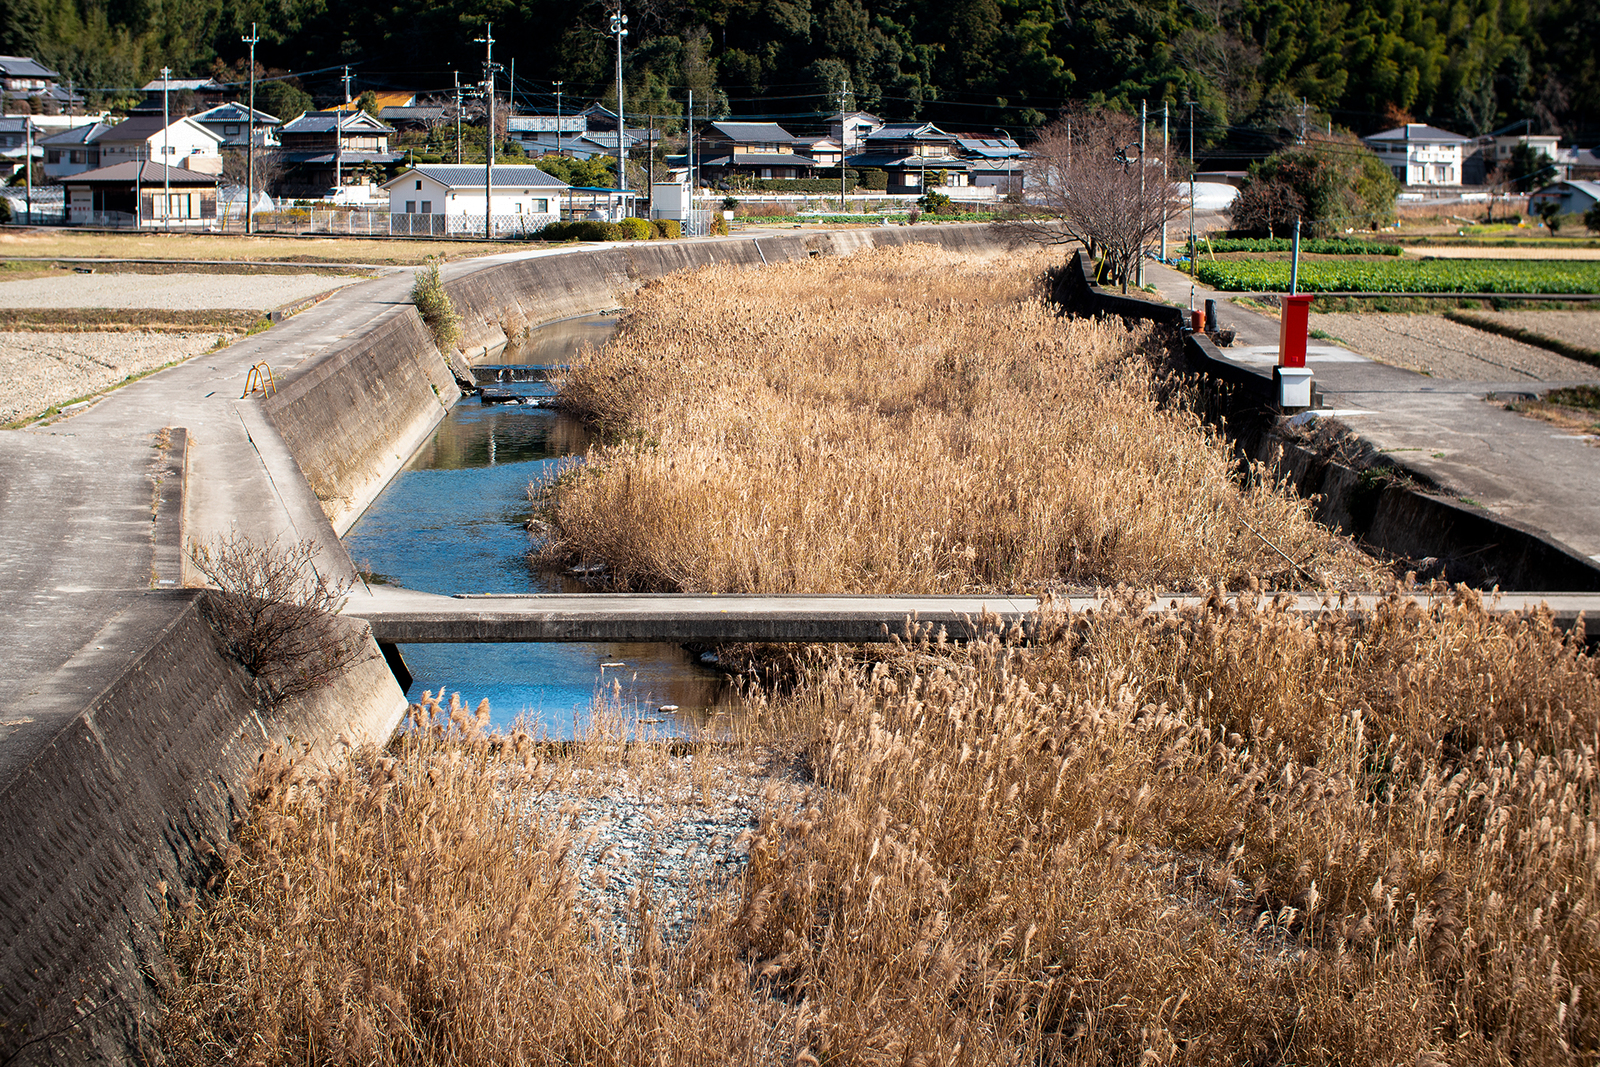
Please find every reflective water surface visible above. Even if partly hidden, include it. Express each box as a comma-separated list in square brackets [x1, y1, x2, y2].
[343, 315, 732, 736]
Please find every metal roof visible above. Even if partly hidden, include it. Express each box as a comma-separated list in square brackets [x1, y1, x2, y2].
[281, 110, 394, 134]
[508, 115, 587, 133]
[192, 103, 281, 125]
[866, 122, 954, 142]
[138, 77, 226, 93]
[704, 122, 798, 143]
[94, 116, 222, 143]
[1363, 123, 1471, 144]
[383, 164, 569, 190]
[0, 56, 60, 79]
[65, 161, 218, 184]
[38, 121, 111, 145]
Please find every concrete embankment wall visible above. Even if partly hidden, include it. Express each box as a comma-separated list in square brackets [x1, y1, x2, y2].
[1054, 250, 1600, 591]
[1, 225, 1016, 1066]
[263, 304, 460, 537]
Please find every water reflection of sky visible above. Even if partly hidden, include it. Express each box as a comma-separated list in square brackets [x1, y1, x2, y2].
[342, 316, 731, 737]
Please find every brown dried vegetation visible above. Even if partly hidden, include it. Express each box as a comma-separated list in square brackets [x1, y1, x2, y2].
[165, 594, 1600, 1064]
[541, 245, 1376, 593]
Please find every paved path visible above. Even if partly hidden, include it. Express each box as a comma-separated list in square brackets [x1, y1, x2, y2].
[1144, 260, 1600, 562]
[346, 587, 1600, 643]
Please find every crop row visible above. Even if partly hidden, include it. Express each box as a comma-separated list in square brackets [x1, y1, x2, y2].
[1189, 236, 1403, 255]
[1195, 258, 1600, 293]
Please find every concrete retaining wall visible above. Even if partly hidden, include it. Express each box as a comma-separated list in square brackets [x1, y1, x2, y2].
[263, 305, 459, 536]
[1055, 249, 1600, 590]
[0, 591, 405, 1065]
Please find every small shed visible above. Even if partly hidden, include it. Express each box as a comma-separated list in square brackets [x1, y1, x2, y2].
[65, 160, 218, 227]
[1527, 180, 1600, 217]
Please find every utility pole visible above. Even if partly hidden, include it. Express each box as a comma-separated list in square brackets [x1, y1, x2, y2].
[1187, 100, 1198, 299]
[476, 22, 496, 239]
[609, 7, 630, 214]
[453, 71, 462, 164]
[23, 114, 31, 225]
[161, 66, 171, 230]
[553, 80, 563, 157]
[687, 88, 694, 219]
[838, 79, 851, 211]
[342, 66, 354, 109]
[1160, 104, 1168, 262]
[1299, 97, 1307, 143]
[1138, 99, 1146, 288]
[508, 58, 515, 114]
[244, 22, 259, 234]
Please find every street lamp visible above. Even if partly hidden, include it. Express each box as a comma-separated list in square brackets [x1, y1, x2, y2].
[609, 8, 629, 218]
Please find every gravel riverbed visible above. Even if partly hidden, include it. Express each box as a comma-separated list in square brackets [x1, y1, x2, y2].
[1307, 312, 1600, 381]
[0, 330, 220, 424]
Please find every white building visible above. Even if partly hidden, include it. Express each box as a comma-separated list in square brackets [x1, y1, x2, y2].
[382, 164, 567, 236]
[1362, 123, 1471, 185]
[91, 115, 224, 175]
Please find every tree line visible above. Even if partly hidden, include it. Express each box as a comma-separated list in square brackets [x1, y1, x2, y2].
[1, 0, 1594, 147]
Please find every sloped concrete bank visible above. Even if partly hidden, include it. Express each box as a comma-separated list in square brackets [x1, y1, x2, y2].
[1, 225, 1016, 1066]
[1053, 249, 1600, 590]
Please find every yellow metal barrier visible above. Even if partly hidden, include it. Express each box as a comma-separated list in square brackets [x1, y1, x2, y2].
[241, 362, 276, 398]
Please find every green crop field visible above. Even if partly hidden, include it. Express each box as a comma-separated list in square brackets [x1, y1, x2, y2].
[1189, 237, 1403, 256]
[1195, 258, 1600, 293]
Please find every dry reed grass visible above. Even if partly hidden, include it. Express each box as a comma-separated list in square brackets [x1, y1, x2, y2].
[541, 244, 1378, 593]
[164, 594, 1600, 1065]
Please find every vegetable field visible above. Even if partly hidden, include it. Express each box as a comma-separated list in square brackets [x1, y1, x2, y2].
[1189, 237, 1403, 255]
[1196, 258, 1600, 293]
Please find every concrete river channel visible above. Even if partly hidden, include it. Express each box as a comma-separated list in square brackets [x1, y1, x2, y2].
[343, 315, 732, 736]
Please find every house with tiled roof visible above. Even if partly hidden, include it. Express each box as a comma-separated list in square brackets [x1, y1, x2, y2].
[0, 56, 81, 112]
[276, 110, 403, 197]
[92, 115, 224, 175]
[850, 122, 970, 192]
[191, 102, 280, 149]
[63, 160, 217, 227]
[695, 121, 816, 182]
[382, 163, 567, 235]
[38, 120, 112, 179]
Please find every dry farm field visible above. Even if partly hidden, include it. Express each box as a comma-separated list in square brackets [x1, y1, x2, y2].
[162, 245, 1600, 1066]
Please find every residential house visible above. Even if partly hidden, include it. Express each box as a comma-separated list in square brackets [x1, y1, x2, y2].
[39, 121, 111, 179]
[828, 111, 883, 151]
[382, 163, 567, 235]
[347, 91, 417, 112]
[91, 115, 224, 175]
[1558, 146, 1600, 180]
[381, 105, 455, 133]
[191, 102, 281, 149]
[851, 122, 970, 192]
[1361, 123, 1471, 185]
[696, 121, 815, 183]
[795, 135, 843, 167]
[1528, 180, 1600, 218]
[64, 160, 217, 227]
[507, 114, 589, 156]
[953, 132, 1026, 191]
[0, 56, 81, 112]
[130, 77, 233, 116]
[276, 110, 403, 197]
[0, 115, 40, 179]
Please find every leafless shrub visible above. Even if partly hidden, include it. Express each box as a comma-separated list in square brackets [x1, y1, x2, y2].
[1013, 106, 1183, 290]
[189, 533, 366, 701]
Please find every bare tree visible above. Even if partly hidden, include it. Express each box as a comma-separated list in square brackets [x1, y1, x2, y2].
[190, 534, 369, 703]
[221, 146, 289, 201]
[1013, 107, 1182, 292]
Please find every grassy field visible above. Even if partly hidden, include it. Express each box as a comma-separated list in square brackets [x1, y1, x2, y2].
[0, 229, 501, 265]
[163, 590, 1600, 1065]
[542, 245, 1375, 594]
[158, 246, 1600, 1065]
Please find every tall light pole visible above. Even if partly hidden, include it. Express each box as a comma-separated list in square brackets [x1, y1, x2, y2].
[553, 80, 563, 157]
[1159, 104, 1168, 262]
[243, 23, 259, 234]
[838, 79, 851, 212]
[161, 66, 171, 229]
[476, 22, 497, 239]
[609, 7, 628, 215]
[1137, 99, 1146, 288]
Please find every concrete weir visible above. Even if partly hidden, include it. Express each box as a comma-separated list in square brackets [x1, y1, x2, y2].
[0, 224, 1017, 1066]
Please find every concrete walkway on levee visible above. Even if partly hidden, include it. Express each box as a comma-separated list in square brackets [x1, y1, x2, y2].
[1141, 259, 1600, 563]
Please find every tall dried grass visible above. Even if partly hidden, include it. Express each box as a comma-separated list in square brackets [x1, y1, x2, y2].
[164, 596, 1600, 1065]
[541, 245, 1379, 594]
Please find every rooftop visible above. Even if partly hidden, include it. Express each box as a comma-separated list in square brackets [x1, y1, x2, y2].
[65, 160, 219, 184]
[385, 164, 568, 190]
[1364, 123, 1472, 144]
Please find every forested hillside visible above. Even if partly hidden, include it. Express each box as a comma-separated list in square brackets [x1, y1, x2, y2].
[1, 0, 1595, 144]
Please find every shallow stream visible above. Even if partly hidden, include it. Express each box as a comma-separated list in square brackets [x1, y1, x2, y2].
[343, 315, 731, 736]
